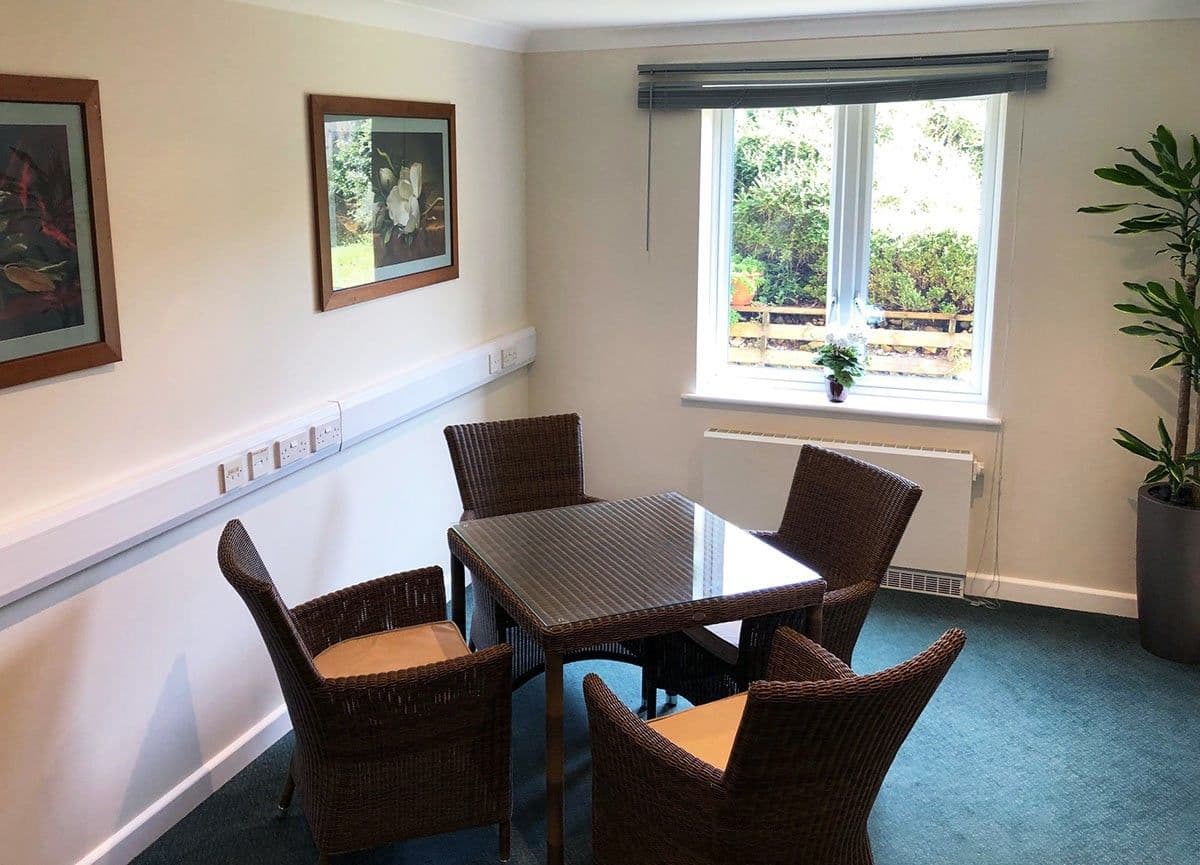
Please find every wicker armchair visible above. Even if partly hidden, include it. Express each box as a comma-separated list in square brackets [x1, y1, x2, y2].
[444, 413, 643, 688]
[649, 445, 921, 706]
[218, 520, 513, 864]
[584, 626, 966, 865]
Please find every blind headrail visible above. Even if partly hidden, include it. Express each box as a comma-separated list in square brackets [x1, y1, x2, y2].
[637, 50, 1050, 77]
[636, 50, 1049, 111]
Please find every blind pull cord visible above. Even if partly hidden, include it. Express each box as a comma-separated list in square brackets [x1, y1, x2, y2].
[645, 78, 654, 252]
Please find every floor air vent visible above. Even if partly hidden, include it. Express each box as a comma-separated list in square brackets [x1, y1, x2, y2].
[882, 568, 965, 599]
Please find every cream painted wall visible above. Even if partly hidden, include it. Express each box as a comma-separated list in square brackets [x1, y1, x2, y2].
[0, 2, 528, 864]
[525, 20, 1200, 601]
[0, 0, 527, 520]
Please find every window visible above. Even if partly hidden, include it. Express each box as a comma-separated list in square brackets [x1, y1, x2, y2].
[699, 95, 1004, 403]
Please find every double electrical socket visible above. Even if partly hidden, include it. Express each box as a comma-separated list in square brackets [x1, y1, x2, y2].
[249, 446, 274, 480]
[310, 417, 341, 452]
[276, 431, 312, 468]
[220, 457, 249, 493]
[489, 346, 520, 374]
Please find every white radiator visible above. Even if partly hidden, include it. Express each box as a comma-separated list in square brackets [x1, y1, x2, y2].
[701, 429, 979, 596]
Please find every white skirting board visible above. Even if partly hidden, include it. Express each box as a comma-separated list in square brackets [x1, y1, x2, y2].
[73, 706, 292, 865]
[965, 573, 1138, 618]
[0, 326, 535, 611]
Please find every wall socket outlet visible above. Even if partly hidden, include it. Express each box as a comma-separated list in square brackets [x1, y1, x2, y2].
[275, 431, 312, 468]
[220, 457, 248, 494]
[501, 347, 518, 369]
[248, 446, 274, 480]
[310, 417, 341, 452]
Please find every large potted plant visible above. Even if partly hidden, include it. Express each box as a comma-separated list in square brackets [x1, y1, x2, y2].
[1081, 126, 1200, 662]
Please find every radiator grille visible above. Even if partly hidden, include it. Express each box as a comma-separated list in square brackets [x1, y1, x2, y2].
[882, 567, 965, 599]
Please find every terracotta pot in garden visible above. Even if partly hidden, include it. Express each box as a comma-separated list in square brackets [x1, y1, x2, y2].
[730, 272, 759, 308]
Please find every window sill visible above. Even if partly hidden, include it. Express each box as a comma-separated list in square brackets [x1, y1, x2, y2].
[681, 387, 1002, 429]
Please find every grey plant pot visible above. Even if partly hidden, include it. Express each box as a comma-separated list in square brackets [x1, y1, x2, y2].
[1136, 484, 1200, 663]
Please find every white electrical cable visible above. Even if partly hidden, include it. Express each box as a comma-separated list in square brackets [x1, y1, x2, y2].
[966, 71, 1031, 609]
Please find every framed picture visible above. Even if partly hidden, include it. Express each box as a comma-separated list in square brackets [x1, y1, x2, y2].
[0, 74, 120, 389]
[309, 95, 458, 311]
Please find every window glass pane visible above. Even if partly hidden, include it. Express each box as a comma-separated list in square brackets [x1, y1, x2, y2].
[728, 106, 834, 371]
[866, 98, 987, 383]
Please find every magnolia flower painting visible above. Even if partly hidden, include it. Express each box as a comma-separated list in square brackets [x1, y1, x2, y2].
[314, 96, 457, 310]
[373, 137, 446, 262]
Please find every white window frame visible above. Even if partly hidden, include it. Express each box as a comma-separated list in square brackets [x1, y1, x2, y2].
[697, 94, 1006, 406]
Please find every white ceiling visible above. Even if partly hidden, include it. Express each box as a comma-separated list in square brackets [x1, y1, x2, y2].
[239, 0, 1200, 52]
[402, 0, 1073, 31]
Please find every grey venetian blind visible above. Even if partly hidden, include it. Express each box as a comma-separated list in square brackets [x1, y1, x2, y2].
[636, 50, 1049, 110]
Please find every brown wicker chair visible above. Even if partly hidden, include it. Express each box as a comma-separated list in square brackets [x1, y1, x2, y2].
[218, 519, 513, 864]
[648, 444, 921, 707]
[444, 413, 644, 688]
[584, 626, 966, 865]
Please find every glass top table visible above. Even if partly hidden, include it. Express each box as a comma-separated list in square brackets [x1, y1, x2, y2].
[446, 492, 826, 865]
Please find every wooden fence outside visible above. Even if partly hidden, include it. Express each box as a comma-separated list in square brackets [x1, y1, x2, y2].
[728, 305, 973, 377]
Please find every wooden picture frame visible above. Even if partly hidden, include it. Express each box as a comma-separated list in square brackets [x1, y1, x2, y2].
[0, 74, 120, 389]
[309, 95, 459, 311]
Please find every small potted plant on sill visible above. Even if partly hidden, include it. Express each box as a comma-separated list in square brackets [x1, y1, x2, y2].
[814, 338, 864, 403]
[1081, 125, 1200, 663]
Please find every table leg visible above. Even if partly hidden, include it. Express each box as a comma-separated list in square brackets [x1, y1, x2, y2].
[450, 553, 466, 638]
[545, 649, 565, 865]
[640, 636, 658, 720]
[804, 601, 824, 644]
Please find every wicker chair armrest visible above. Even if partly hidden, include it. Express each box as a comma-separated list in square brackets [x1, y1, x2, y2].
[825, 578, 876, 608]
[316, 644, 512, 753]
[765, 626, 854, 682]
[583, 673, 723, 856]
[291, 566, 447, 656]
[584, 673, 725, 788]
[820, 578, 879, 665]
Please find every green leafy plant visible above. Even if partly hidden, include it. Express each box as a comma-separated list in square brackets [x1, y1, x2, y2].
[1081, 125, 1200, 503]
[1115, 279, 1200, 386]
[814, 340, 864, 388]
[1114, 420, 1200, 505]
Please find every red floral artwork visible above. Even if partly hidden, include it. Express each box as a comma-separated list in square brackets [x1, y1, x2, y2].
[0, 124, 85, 341]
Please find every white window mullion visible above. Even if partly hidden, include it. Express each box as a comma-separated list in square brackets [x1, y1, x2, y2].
[854, 104, 876, 315]
[969, 94, 1005, 400]
[826, 104, 875, 331]
[698, 108, 736, 388]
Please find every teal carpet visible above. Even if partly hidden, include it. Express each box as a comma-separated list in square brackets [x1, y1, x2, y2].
[131, 591, 1200, 865]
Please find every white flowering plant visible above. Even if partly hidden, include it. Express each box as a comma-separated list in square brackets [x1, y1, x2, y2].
[375, 150, 429, 246]
[814, 335, 865, 388]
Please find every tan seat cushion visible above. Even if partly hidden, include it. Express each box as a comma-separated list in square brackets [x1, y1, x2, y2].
[647, 692, 748, 771]
[313, 620, 469, 678]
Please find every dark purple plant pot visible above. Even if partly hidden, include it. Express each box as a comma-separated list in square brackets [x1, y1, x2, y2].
[1137, 484, 1200, 663]
[825, 377, 847, 403]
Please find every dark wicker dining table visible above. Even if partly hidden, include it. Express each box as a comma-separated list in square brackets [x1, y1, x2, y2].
[447, 492, 826, 865]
